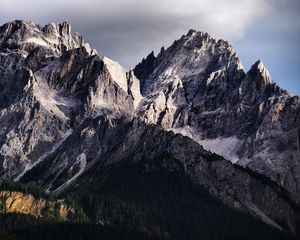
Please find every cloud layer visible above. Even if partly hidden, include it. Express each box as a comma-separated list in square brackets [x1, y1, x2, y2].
[0, 0, 272, 64]
[0, 0, 299, 93]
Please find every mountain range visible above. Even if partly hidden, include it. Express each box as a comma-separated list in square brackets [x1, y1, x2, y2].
[0, 20, 299, 239]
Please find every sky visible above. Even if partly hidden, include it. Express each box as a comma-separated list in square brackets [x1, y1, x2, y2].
[0, 0, 299, 94]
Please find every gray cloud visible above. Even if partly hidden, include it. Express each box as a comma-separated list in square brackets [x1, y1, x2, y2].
[0, 0, 272, 65]
[0, 0, 299, 93]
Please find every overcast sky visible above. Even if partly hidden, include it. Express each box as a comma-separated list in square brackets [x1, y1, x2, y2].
[0, 0, 299, 94]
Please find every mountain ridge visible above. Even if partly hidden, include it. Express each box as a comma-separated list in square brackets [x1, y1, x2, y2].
[0, 20, 299, 238]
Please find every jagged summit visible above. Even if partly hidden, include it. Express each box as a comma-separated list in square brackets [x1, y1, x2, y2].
[0, 20, 97, 58]
[186, 29, 197, 36]
[135, 29, 243, 97]
[0, 20, 72, 38]
[182, 29, 236, 54]
[251, 59, 273, 84]
[103, 56, 142, 108]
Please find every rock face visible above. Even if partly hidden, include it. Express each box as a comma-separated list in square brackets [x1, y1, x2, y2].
[0, 20, 299, 235]
[134, 30, 300, 204]
[0, 20, 137, 180]
[0, 190, 73, 219]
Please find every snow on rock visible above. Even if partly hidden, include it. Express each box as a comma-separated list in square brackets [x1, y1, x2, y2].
[171, 126, 244, 163]
[84, 43, 97, 56]
[197, 137, 244, 163]
[31, 75, 77, 120]
[23, 37, 49, 47]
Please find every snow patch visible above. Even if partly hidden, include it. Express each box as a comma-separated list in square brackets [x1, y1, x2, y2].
[206, 70, 221, 85]
[32, 76, 77, 119]
[201, 108, 223, 115]
[84, 43, 97, 55]
[172, 126, 244, 163]
[197, 137, 244, 163]
[23, 37, 48, 47]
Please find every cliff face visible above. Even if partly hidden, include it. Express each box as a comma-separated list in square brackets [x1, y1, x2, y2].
[0, 20, 137, 180]
[0, 190, 74, 219]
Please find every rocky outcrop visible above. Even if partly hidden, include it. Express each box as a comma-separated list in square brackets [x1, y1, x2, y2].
[0, 190, 74, 219]
[103, 56, 142, 109]
[0, 191, 47, 217]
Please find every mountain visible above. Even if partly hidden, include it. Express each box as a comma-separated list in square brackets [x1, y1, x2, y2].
[0, 20, 299, 239]
[0, 20, 137, 180]
[134, 30, 300, 204]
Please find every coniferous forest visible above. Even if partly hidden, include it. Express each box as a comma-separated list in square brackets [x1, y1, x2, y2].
[0, 156, 295, 240]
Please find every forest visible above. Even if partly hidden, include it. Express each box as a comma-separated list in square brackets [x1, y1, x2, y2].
[0, 155, 294, 240]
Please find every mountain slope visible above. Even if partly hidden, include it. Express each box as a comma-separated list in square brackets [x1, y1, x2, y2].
[19, 116, 299, 235]
[63, 156, 289, 240]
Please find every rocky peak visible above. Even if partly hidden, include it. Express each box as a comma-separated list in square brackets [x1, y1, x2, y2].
[59, 21, 72, 36]
[239, 60, 285, 101]
[251, 60, 273, 84]
[103, 56, 142, 109]
[182, 30, 215, 49]
[42, 21, 71, 40]
[0, 20, 97, 58]
[0, 20, 138, 182]
[0, 19, 299, 235]
[134, 30, 243, 96]
[103, 56, 128, 92]
[186, 29, 196, 36]
[133, 51, 156, 92]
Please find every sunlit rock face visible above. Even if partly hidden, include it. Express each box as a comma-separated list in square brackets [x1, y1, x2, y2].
[0, 190, 74, 219]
